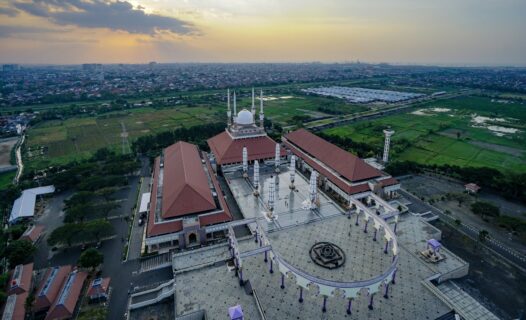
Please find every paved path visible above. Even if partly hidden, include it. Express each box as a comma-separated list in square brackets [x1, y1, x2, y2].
[400, 188, 526, 271]
[14, 134, 24, 183]
[126, 177, 150, 261]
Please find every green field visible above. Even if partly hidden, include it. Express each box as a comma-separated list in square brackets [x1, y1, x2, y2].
[324, 96, 526, 173]
[0, 171, 15, 190]
[24, 106, 222, 170]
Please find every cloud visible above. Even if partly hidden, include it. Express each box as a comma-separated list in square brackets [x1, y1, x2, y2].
[0, 25, 53, 37]
[10, 0, 197, 35]
[0, 6, 19, 16]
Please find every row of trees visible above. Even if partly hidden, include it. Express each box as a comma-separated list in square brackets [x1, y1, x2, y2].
[132, 122, 225, 155]
[48, 219, 114, 247]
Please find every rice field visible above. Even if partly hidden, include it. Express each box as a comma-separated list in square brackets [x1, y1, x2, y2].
[324, 96, 526, 173]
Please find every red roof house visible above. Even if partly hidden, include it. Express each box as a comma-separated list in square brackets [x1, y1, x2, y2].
[1, 292, 28, 320]
[45, 270, 87, 320]
[87, 277, 111, 301]
[7, 263, 33, 295]
[34, 265, 73, 312]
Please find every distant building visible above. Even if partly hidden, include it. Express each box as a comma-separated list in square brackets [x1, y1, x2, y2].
[465, 183, 481, 194]
[2, 64, 19, 72]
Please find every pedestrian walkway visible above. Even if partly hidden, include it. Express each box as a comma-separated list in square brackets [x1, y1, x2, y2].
[140, 252, 172, 273]
[437, 281, 500, 320]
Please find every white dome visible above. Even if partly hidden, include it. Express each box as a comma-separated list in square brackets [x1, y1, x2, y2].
[236, 109, 254, 125]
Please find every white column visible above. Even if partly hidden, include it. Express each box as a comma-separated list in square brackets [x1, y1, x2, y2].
[242, 146, 248, 177]
[253, 160, 260, 196]
[309, 171, 318, 209]
[275, 143, 281, 173]
[289, 155, 296, 189]
[227, 89, 231, 126]
[251, 87, 256, 122]
[383, 129, 395, 163]
[259, 90, 264, 128]
[233, 91, 237, 120]
[267, 175, 276, 218]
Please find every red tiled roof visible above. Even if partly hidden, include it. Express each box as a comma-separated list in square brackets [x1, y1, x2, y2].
[87, 277, 110, 298]
[20, 225, 45, 243]
[146, 145, 233, 238]
[45, 271, 87, 320]
[285, 129, 382, 182]
[2, 292, 28, 320]
[8, 263, 33, 295]
[207, 131, 285, 165]
[162, 141, 216, 219]
[34, 265, 72, 312]
[379, 177, 400, 187]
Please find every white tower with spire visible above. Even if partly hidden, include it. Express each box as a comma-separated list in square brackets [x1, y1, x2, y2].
[259, 90, 265, 128]
[242, 146, 248, 178]
[251, 88, 256, 122]
[227, 89, 231, 126]
[233, 91, 237, 118]
[253, 160, 260, 196]
[274, 143, 281, 173]
[309, 171, 318, 209]
[289, 155, 296, 190]
[382, 128, 395, 163]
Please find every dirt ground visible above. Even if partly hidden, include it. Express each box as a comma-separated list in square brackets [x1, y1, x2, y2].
[432, 220, 526, 320]
[403, 174, 526, 253]
[0, 137, 18, 167]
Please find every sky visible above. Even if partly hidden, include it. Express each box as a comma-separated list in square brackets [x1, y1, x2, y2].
[0, 0, 525, 66]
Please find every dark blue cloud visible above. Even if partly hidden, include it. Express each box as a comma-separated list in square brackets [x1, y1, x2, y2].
[10, 0, 196, 35]
[0, 6, 19, 16]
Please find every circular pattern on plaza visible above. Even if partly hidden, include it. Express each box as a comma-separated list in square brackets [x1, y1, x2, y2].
[309, 242, 346, 269]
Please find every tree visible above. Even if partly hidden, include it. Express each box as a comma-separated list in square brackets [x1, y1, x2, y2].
[6, 240, 36, 265]
[79, 248, 104, 271]
[96, 201, 121, 219]
[478, 229, 490, 244]
[48, 220, 114, 247]
[454, 219, 462, 228]
[471, 201, 500, 219]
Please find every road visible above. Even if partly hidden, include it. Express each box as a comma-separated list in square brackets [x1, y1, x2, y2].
[14, 134, 24, 183]
[399, 188, 526, 271]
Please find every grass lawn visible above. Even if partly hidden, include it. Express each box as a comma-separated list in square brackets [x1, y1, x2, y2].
[324, 95, 526, 173]
[0, 171, 15, 190]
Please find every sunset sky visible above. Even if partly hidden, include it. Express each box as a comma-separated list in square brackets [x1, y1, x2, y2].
[0, 0, 525, 65]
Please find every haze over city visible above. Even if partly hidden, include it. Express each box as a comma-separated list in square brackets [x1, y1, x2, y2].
[1, 0, 525, 65]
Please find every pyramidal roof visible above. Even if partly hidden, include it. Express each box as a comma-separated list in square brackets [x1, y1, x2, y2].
[161, 141, 216, 219]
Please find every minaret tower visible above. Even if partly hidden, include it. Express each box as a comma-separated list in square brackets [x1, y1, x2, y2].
[227, 89, 231, 126]
[259, 90, 264, 128]
[267, 175, 276, 219]
[289, 155, 296, 190]
[233, 91, 237, 122]
[253, 160, 260, 196]
[242, 146, 248, 178]
[382, 128, 395, 163]
[274, 143, 281, 173]
[309, 171, 318, 209]
[251, 88, 256, 122]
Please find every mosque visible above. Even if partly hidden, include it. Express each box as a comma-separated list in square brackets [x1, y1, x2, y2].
[135, 89, 498, 320]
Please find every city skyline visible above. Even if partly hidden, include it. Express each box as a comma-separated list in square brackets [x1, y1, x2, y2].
[0, 0, 525, 66]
